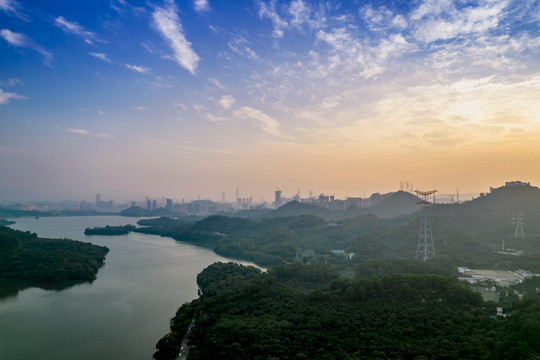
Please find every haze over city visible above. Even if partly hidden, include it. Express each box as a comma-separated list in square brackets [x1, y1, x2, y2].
[2, 0, 540, 202]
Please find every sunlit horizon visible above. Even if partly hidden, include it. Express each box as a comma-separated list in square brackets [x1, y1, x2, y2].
[2, 0, 540, 203]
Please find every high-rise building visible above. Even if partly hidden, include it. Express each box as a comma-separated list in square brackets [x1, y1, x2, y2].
[274, 190, 282, 208]
[166, 198, 173, 211]
[146, 199, 151, 210]
[152, 199, 157, 210]
[96, 193, 101, 210]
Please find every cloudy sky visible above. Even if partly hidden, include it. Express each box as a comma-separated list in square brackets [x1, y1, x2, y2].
[1, 0, 540, 202]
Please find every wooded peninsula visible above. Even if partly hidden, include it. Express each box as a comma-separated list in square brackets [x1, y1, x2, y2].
[0, 226, 109, 295]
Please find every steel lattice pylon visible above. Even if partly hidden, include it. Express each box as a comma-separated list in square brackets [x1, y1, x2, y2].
[415, 189, 437, 261]
[513, 212, 525, 241]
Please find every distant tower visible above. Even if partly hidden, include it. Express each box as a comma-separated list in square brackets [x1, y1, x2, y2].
[415, 189, 437, 261]
[274, 188, 282, 208]
[513, 213, 525, 242]
[152, 199, 157, 210]
[96, 193, 101, 210]
[222, 192, 226, 203]
[166, 198, 173, 211]
[146, 199, 151, 210]
[236, 187, 240, 202]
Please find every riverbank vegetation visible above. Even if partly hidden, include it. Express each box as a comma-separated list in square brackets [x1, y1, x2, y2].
[84, 224, 136, 235]
[0, 226, 109, 286]
[0, 218, 15, 226]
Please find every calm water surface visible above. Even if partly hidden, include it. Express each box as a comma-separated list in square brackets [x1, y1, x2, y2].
[0, 216, 256, 360]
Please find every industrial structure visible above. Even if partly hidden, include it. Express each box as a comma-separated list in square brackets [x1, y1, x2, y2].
[513, 212, 525, 241]
[415, 189, 437, 261]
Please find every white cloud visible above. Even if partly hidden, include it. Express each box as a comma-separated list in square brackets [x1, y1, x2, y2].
[393, 15, 407, 29]
[98, 109, 104, 116]
[427, 33, 540, 73]
[152, 3, 199, 75]
[316, 28, 352, 50]
[314, 27, 416, 80]
[125, 64, 150, 74]
[412, 0, 509, 43]
[233, 106, 289, 138]
[289, 0, 310, 28]
[0, 88, 26, 104]
[361, 5, 408, 31]
[0, 29, 52, 65]
[257, 0, 288, 38]
[135, 106, 147, 111]
[219, 95, 236, 109]
[209, 77, 225, 89]
[141, 41, 154, 53]
[89, 52, 111, 63]
[0, 78, 23, 87]
[410, 0, 452, 20]
[207, 113, 228, 122]
[110, 0, 146, 17]
[66, 127, 115, 138]
[0, 0, 28, 21]
[228, 35, 258, 59]
[1, 28, 26, 46]
[194, 0, 210, 12]
[192, 103, 206, 112]
[67, 128, 89, 135]
[54, 16, 95, 43]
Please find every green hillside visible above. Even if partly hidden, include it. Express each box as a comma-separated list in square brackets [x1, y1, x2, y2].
[0, 226, 109, 296]
[154, 262, 540, 360]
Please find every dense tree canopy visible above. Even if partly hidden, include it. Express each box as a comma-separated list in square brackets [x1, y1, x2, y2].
[153, 262, 540, 360]
[0, 226, 109, 284]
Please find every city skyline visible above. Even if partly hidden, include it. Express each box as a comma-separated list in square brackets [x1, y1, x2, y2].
[2, 0, 540, 202]
[5, 183, 482, 208]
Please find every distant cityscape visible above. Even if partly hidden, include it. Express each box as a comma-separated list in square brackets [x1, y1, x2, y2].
[5, 182, 486, 216]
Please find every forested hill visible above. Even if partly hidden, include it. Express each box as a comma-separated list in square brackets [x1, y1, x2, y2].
[425, 183, 540, 270]
[154, 262, 540, 360]
[134, 183, 540, 270]
[264, 201, 335, 218]
[0, 226, 109, 296]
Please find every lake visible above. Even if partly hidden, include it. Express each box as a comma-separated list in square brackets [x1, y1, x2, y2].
[0, 216, 257, 360]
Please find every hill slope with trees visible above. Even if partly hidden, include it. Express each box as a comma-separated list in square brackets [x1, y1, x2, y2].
[154, 262, 540, 360]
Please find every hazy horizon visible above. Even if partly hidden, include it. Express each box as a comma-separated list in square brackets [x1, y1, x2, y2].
[2, 0, 540, 203]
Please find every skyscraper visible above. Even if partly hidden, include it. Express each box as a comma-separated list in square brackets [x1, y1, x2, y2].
[274, 190, 282, 208]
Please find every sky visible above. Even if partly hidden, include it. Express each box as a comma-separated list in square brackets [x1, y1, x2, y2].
[1, 0, 540, 203]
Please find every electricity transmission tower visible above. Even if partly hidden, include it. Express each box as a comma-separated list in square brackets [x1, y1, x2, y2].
[513, 212, 525, 242]
[415, 189, 437, 261]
